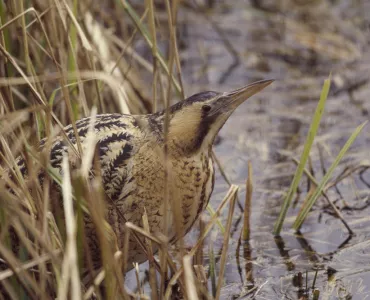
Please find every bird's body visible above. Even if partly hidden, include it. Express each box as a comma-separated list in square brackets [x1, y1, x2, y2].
[6, 80, 272, 271]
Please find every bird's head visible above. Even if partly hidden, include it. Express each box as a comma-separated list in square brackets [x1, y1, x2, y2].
[155, 79, 273, 156]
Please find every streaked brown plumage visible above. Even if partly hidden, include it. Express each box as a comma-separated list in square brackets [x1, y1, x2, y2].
[5, 79, 272, 272]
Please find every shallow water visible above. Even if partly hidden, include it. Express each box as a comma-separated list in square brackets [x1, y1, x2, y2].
[127, 1, 370, 298]
[180, 1, 370, 299]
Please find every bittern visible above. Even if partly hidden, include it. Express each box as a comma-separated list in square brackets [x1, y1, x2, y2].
[5, 79, 272, 272]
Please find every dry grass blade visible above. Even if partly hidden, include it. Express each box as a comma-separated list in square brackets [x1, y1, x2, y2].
[83, 269, 106, 300]
[193, 265, 208, 297]
[212, 151, 232, 186]
[195, 217, 205, 266]
[84, 12, 139, 114]
[80, 107, 97, 178]
[164, 0, 184, 99]
[0, 71, 131, 114]
[142, 209, 159, 300]
[121, 225, 131, 284]
[183, 255, 199, 300]
[147, 0, 160, 112]
[0, 250, 60, 281]
[62, 0, 92, 51]
[57, 154, 81, 300]
[0, 7, 40, 32]
[242, 161, 253, 241]
[211, 150, 243, 212]
[215, 186, 237, 300]
[124, 222, 164, 246]
[134, 263, 143, 296]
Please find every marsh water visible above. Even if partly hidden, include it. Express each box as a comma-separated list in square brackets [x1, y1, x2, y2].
[128, 1, 370, 298]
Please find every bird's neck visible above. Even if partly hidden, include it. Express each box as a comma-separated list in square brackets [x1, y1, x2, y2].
[167, 119, 214, 157]
[145, 113, 216, 157]
[167, 135, 213, 158]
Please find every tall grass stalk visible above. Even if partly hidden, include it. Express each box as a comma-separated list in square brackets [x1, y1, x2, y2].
[242, 161, 253, 241]
[215, 188, 237, 300]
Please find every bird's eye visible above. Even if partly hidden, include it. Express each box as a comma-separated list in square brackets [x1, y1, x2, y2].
[202, 105, 211, 113]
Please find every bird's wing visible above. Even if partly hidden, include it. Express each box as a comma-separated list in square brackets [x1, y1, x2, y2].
[13, 113, 143, 201]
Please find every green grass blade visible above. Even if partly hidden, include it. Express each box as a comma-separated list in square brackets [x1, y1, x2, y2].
[273, 75, 331, 235]
[206, 204, 225, 234]
[293, 121, 368, 230]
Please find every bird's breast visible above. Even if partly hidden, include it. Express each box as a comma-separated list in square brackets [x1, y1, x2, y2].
[166, 151, 215, 237]
[113, 147, 214, 236]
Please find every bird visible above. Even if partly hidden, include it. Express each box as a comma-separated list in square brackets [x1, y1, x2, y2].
[4, 79, 272, 274]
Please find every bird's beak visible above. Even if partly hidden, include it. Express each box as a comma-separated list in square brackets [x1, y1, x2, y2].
[219, 79, 273, 113]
